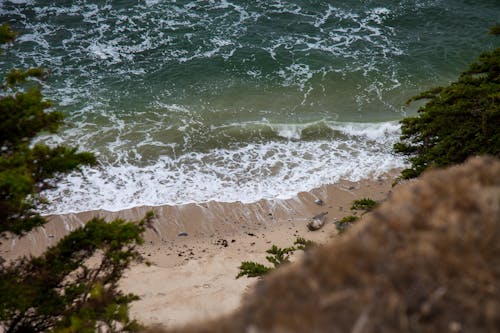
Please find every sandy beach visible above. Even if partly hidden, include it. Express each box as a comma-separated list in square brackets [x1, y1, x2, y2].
[0, 171, 399, 328]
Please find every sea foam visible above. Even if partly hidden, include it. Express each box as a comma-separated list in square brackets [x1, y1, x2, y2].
[39, 121, 406, 214]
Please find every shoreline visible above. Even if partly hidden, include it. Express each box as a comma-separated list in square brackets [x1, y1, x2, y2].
[0, 170, 400, 327]
[1, 170, 400, 260]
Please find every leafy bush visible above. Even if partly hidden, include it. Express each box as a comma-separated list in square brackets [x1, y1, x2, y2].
[236, 262, 272, 279]
[236, 238, 315, 279]
[265, 245, 296, 267]
[351, 198, 378, 211]
[394, 27, 500, 179]
[335, 215, 359, 234]
[0, 24, 16, 49]
[293, 237, 316, 251]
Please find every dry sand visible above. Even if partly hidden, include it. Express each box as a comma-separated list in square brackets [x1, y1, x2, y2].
[0, 171, 399, 328]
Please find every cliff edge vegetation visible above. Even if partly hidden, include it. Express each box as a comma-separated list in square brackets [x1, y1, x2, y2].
[394, 26, 500, 179]
[0, 24, 147, 333]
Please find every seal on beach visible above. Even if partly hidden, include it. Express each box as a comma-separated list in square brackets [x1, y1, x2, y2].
[307, 212, 328, 231]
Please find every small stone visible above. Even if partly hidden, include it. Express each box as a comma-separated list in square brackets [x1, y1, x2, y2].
[314, 199, 324, 206]
[178, 232, 188, 237]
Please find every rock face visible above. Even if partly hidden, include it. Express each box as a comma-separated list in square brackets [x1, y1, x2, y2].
[150, 156, 500, 333]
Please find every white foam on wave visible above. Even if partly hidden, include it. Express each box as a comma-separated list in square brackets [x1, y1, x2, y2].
[145, 0, 161, 7]
[215, 119, 401, 143]
[273, 124, 302, 140]
[329, 121, 401, 143]
[39, 121, 406, 214]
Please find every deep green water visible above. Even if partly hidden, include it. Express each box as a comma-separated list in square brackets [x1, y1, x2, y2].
[0, 0, 498, 212]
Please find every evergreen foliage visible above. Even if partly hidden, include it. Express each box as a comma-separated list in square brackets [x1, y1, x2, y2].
[351, 198, 378, 211]
[0, 217, 149, 332]
[265, 245, 295, 267]
[0, 66, 96, 236]
[0, 25, 148, 332]
[394, 31, 500, 179]
[293, 237, 315, 251]
[0, 24, 16, 52]
[335, 215, 359, 234]
[236, 262, 271, 279]
[236, 238, 315, 279]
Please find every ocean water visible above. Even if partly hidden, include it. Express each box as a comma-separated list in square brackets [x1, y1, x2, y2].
[0, 0, 498, 213]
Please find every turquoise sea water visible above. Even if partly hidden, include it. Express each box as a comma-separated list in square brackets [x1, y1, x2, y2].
[1, 0, 498, 212]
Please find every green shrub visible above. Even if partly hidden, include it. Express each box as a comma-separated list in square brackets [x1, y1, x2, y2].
[236, 262, 271, 279]
[0, 24, 16, 49]
[236, 238, 315, 279]
[293, 237, 316, 251]
[335, 215, 359, 234]
[265, 245, 295, 267]
[351, 198, 378, 211]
